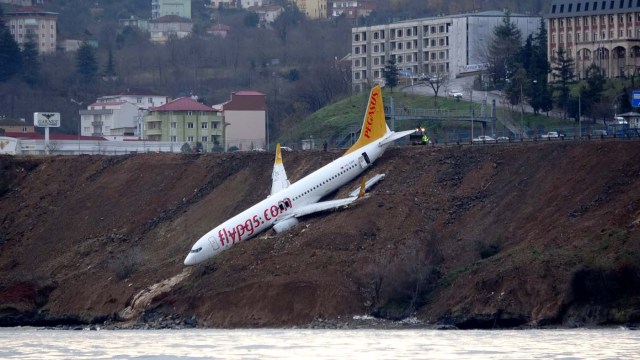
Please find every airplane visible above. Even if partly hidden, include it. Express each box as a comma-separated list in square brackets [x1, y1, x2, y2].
[184, 85, 415, 265]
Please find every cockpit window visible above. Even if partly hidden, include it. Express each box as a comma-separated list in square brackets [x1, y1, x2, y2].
[190, 247, 202, 254]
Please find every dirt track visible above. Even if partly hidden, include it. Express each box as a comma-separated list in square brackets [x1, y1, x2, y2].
[1, 140, 640, 328]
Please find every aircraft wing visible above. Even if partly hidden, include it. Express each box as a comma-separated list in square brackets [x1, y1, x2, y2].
[280, 197, 358, 220]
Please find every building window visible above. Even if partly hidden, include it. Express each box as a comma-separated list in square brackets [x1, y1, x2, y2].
[201, 122, 208, 129]
[170, 136, 177, 142]
[201, 136, 208, 142]
[187, 111, 193, 116]
[171, 122, 177, 128]
[187, 122, 194, 128]
[137, 97, 142, 103]
[212, 122, 218, 129]
[187, 136, 194, 142]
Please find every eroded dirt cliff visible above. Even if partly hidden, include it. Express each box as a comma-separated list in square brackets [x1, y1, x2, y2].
[1, 141, 639, 328]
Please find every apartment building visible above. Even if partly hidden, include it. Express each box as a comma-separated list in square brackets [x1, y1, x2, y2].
[217, 91, 267, 151]
[351, 11, 540, 92]
[152, 0, 191, 19]
[148, 15, 193, 43]
[331, 0, 375, 19]
[546, 0, 640, 79]
[4, 6, 57, 54]
[80, 101, 140, 140]
[144, 97, 224, 151]
[292, 0, 328, 19]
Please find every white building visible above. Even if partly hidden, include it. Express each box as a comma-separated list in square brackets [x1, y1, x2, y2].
[149, 15, 193, 43]
[351, 10, 540, 92]
[240, 0, 263, 9]
[80, 101, 140, 140]
[152, 0, 191, 19]
[248, 5, 284, 25]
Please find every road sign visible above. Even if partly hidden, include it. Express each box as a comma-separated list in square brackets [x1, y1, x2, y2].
[34, 112, 61, 127]
[632, 91, 640, 107]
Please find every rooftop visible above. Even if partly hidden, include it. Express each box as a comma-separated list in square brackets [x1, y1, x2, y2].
[151, 97, 216, 112]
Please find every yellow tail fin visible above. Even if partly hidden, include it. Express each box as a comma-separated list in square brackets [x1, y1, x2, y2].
[344, 85, 388, 156]
[274, 143, 283, 165]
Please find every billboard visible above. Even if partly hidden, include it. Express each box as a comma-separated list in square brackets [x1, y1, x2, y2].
[34, 112, 61, 127]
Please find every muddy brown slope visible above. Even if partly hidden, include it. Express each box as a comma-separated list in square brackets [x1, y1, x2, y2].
[1, 141, 639, 328]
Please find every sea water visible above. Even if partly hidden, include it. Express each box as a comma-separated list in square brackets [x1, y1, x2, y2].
[0, 327, 639, 359]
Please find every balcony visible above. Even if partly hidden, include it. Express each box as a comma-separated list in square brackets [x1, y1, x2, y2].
[91, 120, 103, 127]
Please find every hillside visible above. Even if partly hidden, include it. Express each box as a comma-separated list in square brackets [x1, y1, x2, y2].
[1, 140, 640, 329]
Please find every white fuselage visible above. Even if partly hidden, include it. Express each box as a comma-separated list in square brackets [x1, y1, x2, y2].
[183, 139, 390, 265]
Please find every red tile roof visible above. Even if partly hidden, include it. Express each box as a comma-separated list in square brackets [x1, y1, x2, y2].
[149, 15, 192, 23]
[151, 97, 216, 112]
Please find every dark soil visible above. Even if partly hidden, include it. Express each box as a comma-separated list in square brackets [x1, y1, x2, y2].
[1, 140, 640, 329]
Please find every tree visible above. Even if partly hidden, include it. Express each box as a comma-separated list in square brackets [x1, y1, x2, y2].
[243, 12, 259, 28]
[103, 46, 116, 80]
[20, 34, 41, 86]
[551, 47, 575, 118]
[486, 13, 522, 89]
[0, 6, 22, 82]
[383, 58, 399, 92]
[76, 42, 99, 84]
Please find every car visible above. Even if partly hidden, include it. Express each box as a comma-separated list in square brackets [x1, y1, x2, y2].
[252, 148, 266, 152]
[591, 130, 608, 136]
[448, 89, 464, 98]
[540, 131, 564, 139]
[280, 146, 293, 152]
[496, 136, 510, 142]
[472, 135, 495, 143]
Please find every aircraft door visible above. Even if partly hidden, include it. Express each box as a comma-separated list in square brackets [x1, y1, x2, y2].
[358, 152, 371, 168]
[208, 236, 221, 250]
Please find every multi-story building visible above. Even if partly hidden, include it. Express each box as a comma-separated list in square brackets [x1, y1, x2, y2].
[80, 101, 140, 140]
[216, 91, 267, 151]
[148, 15, 193, 43]
[94, 92, 169, 138]
[351, 11, 540, 92]
[0, 117, 34, 134]
[292, 0, 328, 19]
[4, 6, 57, 54]
[546, 0, 640, 79]
[152, 0, 191, 19]
[144, 97, 224, 151]
[330, 0, 375, 20]
[248, 5, 284, 25]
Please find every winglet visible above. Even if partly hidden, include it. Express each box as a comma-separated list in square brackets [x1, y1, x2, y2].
[271, 143, 290, 195]
[344, 85, 389, 156]
[357, 176, 366, 198]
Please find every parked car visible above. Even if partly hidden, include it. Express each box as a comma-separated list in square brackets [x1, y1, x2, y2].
[472, 135, 495, 142]
[540, 131, 564, 139]
[496, 136, 510, 142]
[280, 146, 293, 152]
[448, 89, 464, 98]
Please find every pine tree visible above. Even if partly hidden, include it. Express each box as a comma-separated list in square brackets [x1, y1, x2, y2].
[383, 58, 399, 92]
[487, 13, 522, 89]
[20, 34, 41, 86]
[104, 47, 116, 79]
[76, 41, 98, 84]
[551, 47, 575, 118]
[0, 6, 22, 82]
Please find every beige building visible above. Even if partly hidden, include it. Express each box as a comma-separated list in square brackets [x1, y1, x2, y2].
[216, 91, 267, 151]
[148, 15, 193, 43]
[292, 0, 327, 19]
[4, 6, 57, 54]
[546, 0, 640, 79]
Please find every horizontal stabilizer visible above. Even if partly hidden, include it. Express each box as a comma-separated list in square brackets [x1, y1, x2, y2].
[379, 129, 416, 146]
[349, 173, 385, 197]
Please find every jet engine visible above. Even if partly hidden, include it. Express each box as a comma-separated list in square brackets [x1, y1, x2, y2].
[273, 217, 299, 233]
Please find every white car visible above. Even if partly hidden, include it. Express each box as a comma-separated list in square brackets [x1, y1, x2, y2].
[496, 136, 510, 142]
[448, 89, 464, 98]
[472, 135, 495, 143]
[540, 132, 564, 139]
[280, 146, 293, 152]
